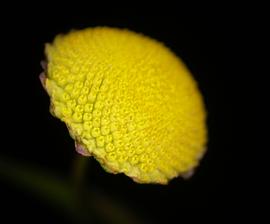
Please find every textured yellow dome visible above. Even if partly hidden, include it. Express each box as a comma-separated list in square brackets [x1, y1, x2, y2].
[41, 27, 207, 184]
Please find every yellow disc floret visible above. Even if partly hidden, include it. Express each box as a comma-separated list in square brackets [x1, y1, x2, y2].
[43, 27, 207, 184]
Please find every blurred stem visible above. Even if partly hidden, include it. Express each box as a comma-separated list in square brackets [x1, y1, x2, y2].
[71, 154, 92, 222]
[0, 155, 145, 223]
[70, 155, 145, 224]
[0, 156, 78, 219]
[71, 154, 89, 191]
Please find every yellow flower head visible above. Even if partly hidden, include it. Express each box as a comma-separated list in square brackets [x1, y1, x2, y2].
[41, 27, 207, 184]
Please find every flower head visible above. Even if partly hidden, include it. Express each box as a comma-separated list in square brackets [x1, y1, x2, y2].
[41, 27, 207, 184]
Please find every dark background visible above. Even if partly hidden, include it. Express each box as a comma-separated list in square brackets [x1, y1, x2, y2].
[0, 5, 251, 223]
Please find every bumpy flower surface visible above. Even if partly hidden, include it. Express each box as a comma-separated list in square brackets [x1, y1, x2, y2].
[42, 27, 207, 184]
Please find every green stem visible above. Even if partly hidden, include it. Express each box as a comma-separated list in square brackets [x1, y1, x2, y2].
[0, 156, 78, 218]
[0, 155, 145, 223]
[71, 154, 89, 190]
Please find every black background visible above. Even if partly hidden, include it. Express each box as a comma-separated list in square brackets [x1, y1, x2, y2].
[0, 4, 252, 223]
